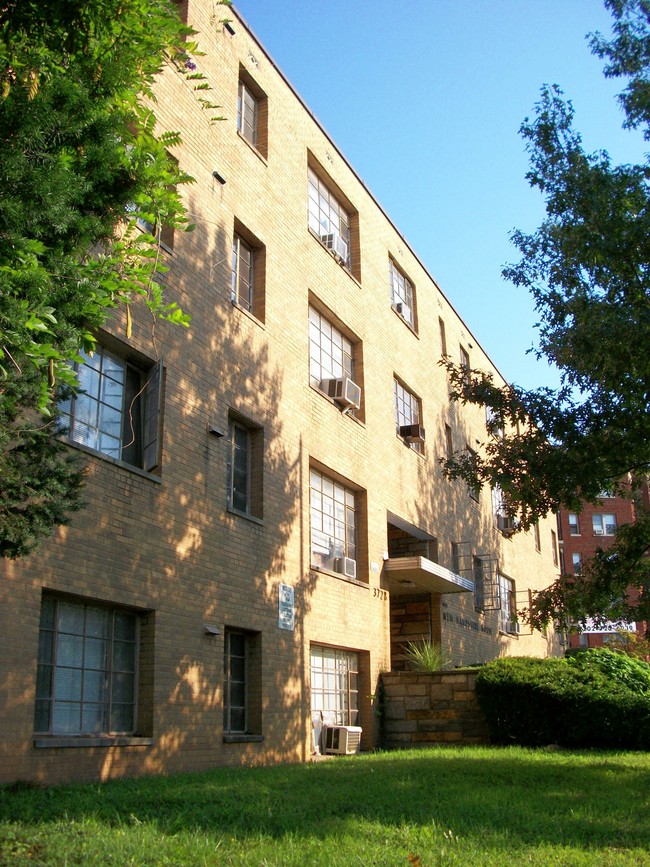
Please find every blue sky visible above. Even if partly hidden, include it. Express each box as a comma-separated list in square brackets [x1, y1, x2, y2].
[233, 1, 646, 390]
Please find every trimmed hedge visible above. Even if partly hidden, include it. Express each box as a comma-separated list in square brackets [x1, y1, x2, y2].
[475, 652, 650, 749]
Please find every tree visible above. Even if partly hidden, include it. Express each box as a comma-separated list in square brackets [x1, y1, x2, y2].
[442, 0, 650, 632]
[0, 0, 226, 557]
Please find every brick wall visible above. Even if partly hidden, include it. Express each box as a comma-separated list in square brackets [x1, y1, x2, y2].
[381, 671, 490, 748]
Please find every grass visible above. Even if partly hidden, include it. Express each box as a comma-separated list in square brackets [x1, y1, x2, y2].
[1, 746, 650, 865]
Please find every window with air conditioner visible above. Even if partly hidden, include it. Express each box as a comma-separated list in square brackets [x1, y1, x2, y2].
[310, 645, 359, 729]
[592, 513, 617, 536]
[308, 166, 353, 271]
[310, 468, 357, 579]
[59, 342, 162, 473]
[498, 574, 517, 634]
[309, 305, 362, 413]
[389, 259, 416, 329]
[394, 378, 424, 453]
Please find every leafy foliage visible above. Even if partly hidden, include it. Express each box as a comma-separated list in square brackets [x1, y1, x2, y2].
[441, 0, 650, 631]
[475, 653, 650, 749]
[0, 0, 228, 556]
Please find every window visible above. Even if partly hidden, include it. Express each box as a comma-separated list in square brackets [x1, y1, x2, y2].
[486, 405, 504, 439]
[308, 167, 351, 270]
[568, 513, 580, 535]
[389, 259, 415, 327]
[223, 629, 261, 737]
[310, 468, 357, 577]
[572, 552, 583, 574]
[237, 70, 267, 158]
[467, 445, 479, 501]
[473, 556, 485, 613]
[309, 305, 360, 407]
[34, 596, 140, 736]
[445, 424, 454, 462]
[310, 645, 359, 727]
[394, 378, 423, 453]
[533, 522, 541, 552]
[227, 413, 263, 520]
[498, 575, 517, 634]
[59, 344, 162, 472]
[460, 345, 470, 386]
[439, 317, 447, 357]
[231, 222, 265, 321]
[593, 513, 617, 536]
[551, 529, 558, 567]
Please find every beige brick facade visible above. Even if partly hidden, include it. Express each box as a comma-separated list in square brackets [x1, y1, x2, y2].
[0, 2, 561, 784]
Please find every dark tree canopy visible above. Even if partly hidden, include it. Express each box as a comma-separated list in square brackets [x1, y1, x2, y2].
[442, 0, 650, 632]
[0, 0, 226, 557]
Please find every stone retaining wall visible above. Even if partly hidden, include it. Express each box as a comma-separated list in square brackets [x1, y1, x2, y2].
[380, 670, 490, 748]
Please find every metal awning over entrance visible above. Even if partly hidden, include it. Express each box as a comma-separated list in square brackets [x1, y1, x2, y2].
[385, 556, 474, 596]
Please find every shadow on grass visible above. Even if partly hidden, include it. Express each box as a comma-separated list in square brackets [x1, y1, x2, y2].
[1, 748, 649, 854]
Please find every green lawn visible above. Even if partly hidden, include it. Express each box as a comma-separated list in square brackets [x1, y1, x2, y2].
[1, 746, 649, 865]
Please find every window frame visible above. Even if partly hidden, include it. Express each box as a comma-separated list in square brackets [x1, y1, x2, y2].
[389, 259, 416, 328]
[498, 574, 517, 634]
[309, 305, 354, 391]
[223, 629, 248, 735]
[309, 468, 358, 576]
[227, 413, 263, 521]
[59, 343, 162, 473]
[308, 166, 352, 271]
[572, 552, 583, 574]
[34, 595, 140, 737]
[310, 644, 359, 728]
[236, 68, 268, 159]
[460, 345, 470, 386]
[568, 513, 580, 535]
[393, 377, 423, 454]
[592, 513, 617, 536]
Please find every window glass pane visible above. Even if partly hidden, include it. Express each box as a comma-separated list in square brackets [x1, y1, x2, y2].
[54, 667, 82, 701]
[81, 703, 105, 733]
[52, 703, 82, 734]
[82, 669, 106, 702]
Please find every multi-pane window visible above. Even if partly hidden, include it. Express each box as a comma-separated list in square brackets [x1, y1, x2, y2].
[439, 317, 448, 357]
[59, 345, 162, 472]
[389, 260, 415, 326]
[460, 345, 470, 386]
[310, 645, 359, 727]
[227, 415, 263, 519]
[308, 168, 351, 269]
[310, 469, 357, 574]
[568, 513, 580, 535]
[572, 552, 583, 574]
[445, 424, 454, 462]
[394, 378, 423, 453]
[551, 530, 559, 567]
[223, 630, 247, 734]
[309, 306, 354, 389]
[533, 522, 541, 552]
[593, 513, 617, 536]
[467, 445, 480, 502]
[231, 233, 254, 312]
[34, 596, 138, 736]
[473, 556, 485, 613]
[237, 80, 258, 148]
[498, 575, 516, 633]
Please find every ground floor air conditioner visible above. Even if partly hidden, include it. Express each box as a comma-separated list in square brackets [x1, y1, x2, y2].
[323, 725, 362, 755]
[334, 556, 357, 580]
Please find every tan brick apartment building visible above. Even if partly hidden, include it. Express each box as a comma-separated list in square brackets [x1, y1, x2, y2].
[0, 3, 562, 784]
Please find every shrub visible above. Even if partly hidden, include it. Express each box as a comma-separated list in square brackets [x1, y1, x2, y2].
[402, 639, 449, 672]
[475, 655, 650, 750]
[567, 647, 650, 694]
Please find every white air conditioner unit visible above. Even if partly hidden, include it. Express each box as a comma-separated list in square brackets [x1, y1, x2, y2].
[497, 514, 517, 536]
[323, 725, 362, 755]
[399, 423, 425, 444]
[321, 376, 361, 410]
[506, 621, 521, 635]
[334, 556, 357, 580]
[321, 232, 348, 264]
[395, 302, 413, 324]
